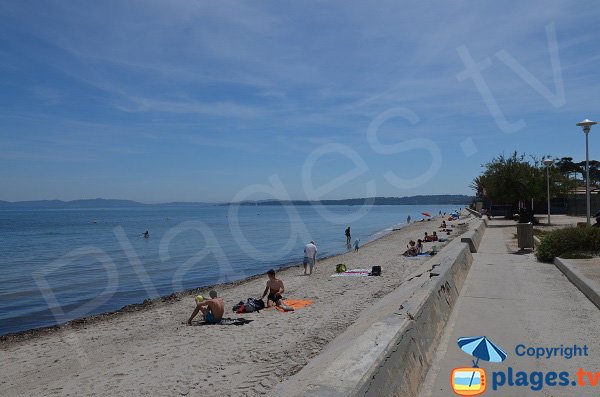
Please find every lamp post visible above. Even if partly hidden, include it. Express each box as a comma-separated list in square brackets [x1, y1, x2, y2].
[543, 158, 553, 225]
[576, 119, 597, 225]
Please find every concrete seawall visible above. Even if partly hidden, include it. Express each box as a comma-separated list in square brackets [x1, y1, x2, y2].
[460, 217, 487, 253]
[271, 219, 487, 397]
[465, 207, 482, 218]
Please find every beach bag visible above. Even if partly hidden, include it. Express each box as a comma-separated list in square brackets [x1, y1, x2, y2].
[232, 301, 244, 312]
[336, 263, 347, 273]
[252, 298, 265, 311]
[369, 266, 382, 276]
[244, 298, 257, 313]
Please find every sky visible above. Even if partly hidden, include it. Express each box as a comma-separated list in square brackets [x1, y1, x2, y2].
[1, 0, 600, 203]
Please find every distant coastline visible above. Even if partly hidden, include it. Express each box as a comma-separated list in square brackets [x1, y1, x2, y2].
[0, 195, 473, 209]
[231, 195, 472, 206]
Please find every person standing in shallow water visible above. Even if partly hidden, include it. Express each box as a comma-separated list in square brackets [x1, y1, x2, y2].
[345, 226, 351, 245]
[407, 215, 411, 224]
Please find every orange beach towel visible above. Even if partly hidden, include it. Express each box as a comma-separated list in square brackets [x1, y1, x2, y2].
[275, 299, 313, 312]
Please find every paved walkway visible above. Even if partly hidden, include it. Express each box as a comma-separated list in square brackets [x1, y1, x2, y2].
[419, 219, 600, 397]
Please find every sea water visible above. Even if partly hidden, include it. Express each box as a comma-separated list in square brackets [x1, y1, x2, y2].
[0, 204, 461, 335]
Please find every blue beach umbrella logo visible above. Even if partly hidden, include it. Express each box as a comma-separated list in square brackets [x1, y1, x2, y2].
[458, 336, 507, 367]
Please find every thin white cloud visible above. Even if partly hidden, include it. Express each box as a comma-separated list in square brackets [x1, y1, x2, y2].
[117, 96, 263, 118]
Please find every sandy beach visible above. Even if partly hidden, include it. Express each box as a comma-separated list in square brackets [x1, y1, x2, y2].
[0, 215, 470, 397]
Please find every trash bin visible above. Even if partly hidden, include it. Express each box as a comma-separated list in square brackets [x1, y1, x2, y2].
[516, 222, 534, 250]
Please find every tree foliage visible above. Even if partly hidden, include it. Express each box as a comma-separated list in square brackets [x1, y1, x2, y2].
[474, 152, 576, 205]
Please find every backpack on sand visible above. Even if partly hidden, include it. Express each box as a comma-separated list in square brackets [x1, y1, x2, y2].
[336, 263, 347, 273]
[369, 266, 382, 276]
[252, 298, 265, 311]
[244, 299, 257, 313]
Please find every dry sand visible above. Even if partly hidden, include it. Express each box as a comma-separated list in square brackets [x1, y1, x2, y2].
[0, 216, 470, 397]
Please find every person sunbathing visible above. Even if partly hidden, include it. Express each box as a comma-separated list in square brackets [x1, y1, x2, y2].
[403, 240, 418, 256]
[431, 231, 439, 241]
[424, 232, 434, 242]
[439, 221, 447, 229]
[261, 269, 285, 307]
[187, 290, 224, 325]
[416, 239, 423, 254]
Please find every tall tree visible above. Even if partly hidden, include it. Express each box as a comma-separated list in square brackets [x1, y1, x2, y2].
[556, 157, 580, 180]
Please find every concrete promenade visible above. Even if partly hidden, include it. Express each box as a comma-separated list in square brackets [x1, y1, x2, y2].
[419, 219, 600, 397]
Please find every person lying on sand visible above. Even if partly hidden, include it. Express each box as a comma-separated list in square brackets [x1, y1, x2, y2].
[261, 269, 286, 307]
[187, 290, 224, 325]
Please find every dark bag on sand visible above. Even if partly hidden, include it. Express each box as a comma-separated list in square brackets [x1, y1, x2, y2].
[369, 266, 382, 276]
[233, 299, 265, 313]
[244, 299, 257, 313]
[252, 298, 265, 311]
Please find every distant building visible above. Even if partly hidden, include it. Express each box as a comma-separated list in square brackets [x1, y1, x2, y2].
[565, 186, 600, 216]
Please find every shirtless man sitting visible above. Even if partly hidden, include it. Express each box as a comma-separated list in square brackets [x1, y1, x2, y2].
[261, 269, 285, 307]
[187, 290, 224, 325]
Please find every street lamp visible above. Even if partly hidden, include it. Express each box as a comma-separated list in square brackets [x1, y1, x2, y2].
[543, 158, 553, 225]
[576, 119, 597, 225]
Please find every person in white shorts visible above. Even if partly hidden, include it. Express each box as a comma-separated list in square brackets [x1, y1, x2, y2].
[303, 240, 317, 275]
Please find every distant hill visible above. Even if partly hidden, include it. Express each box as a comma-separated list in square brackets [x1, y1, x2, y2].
[232, 195, 473, 206]
[0, 195, 473, 209]
[0, 198, 220, 209]
[0, 198, 146, 209]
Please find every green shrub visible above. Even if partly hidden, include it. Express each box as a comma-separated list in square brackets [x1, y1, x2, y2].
[536, 227, 600, 262]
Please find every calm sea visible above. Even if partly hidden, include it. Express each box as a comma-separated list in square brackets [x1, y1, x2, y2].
[0, 204, 462, 335]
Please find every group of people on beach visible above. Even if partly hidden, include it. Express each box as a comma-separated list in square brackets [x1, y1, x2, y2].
[188, 268, 288, 325]
[188, 214, 462, 324]
[188, 221, 377, 324]
[402, 218, 453, 257]
[187, 213, 461, 324]
[188, 237, 323, 324]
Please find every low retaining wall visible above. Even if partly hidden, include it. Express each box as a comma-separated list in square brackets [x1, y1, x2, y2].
[465, 207, 482, 218]
[460, 218, 487, 253]
[554, 258, 600, 310]
[271, 237, 475, 397]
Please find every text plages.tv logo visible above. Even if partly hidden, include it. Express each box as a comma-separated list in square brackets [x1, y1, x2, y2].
[451, 337, 598, 394]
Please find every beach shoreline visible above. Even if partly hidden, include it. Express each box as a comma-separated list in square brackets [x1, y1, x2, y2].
[0, 214, 471, 397]
[0, 218, 414, 344]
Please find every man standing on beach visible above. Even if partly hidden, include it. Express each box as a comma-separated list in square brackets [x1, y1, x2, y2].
[303, 240, 317, 275]
[187, 290, 224, 325]
[345, 226, 351, 245]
